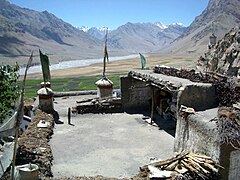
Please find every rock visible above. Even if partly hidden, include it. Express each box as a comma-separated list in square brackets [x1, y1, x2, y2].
[198, 25, 240, 76]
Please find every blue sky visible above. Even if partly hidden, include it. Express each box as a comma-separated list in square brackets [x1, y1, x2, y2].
[9, 0, 209, 29]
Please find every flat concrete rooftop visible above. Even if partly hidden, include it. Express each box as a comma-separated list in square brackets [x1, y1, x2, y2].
[132, 70, 212, 87]
[50, 95, 175, 178]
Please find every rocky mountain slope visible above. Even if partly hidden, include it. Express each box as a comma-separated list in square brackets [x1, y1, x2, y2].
[2, 0, 238, 63]
[0, 0, 186, 62]
[0, 0, 103, 59]
[197, 25, 240, 76]
[108, 22, 186, 53]
[162, 0, 240, 56]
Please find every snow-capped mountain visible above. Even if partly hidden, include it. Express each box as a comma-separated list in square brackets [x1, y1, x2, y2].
[79, 26, 109, 40]
[82, 22, 186, 47]
[107, 22, 186, 52]
[87, 27, 109, 40]
[154, 22, 168, 30]
[78, 26, 90, 32]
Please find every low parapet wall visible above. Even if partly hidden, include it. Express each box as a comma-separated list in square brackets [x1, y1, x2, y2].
[177, 84, 218, 111]
[174, 108, 220, 160]
[174, 108, 240, 180]
[54, 90, 97, 97]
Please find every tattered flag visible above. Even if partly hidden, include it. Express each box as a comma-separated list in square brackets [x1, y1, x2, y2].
[39, 50, 51, 82]
[139, 53, 146, 70]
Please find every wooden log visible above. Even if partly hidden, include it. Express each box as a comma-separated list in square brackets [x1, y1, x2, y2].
[140, 152, 188, 171]
[202, 162, 219, 173]
[181, 160, 208, 179]
[164, 161, 178, 171]
[187, 157, 210, 175]
[189, 153, 212, 160]
[76, 98, 96, 104]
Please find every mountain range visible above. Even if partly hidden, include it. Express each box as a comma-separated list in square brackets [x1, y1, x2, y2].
[108, 22, 186, 53]
[163, 0, 240, 55]
[0, 0, 103, 60]
[0, 0, 240, 63]
[0, 0, 186, 61]
[79, 22, 186, 53]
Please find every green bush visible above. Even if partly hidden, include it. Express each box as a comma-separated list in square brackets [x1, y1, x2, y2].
[0, 64, 20, 123]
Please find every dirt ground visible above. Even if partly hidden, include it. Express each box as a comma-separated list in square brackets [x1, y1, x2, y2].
[49, 95, 175, 178]
[26, 55, 196, 79]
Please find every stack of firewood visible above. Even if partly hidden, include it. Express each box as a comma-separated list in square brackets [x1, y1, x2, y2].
[138, 152, 222, 180]
[211, 106, 240, 150]
[153, 65, 240, 106]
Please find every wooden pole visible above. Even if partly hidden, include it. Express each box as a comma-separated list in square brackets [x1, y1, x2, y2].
[11, 53, 33, 180]
[151, 86, 154, 124]
[68, 107, 71, 125]
[102, 29, 108, 78]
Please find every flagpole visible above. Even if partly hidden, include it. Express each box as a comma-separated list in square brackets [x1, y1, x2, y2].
[103, 28, 108, 78]
[11, 52, 33, 180]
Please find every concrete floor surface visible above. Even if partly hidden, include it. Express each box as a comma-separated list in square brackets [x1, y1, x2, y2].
[50, 96, 175, 178]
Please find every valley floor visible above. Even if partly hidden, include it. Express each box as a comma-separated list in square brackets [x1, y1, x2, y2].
[25, 55, 196, 79]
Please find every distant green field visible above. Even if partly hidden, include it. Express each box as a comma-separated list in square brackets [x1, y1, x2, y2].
[19, 73, 125, 98]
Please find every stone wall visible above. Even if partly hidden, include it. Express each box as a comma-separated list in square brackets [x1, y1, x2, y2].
[121, 76, 151, 111]
[177, 84, 218, 111]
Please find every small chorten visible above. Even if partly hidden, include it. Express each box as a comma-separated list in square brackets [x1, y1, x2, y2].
[37, 87, 54, 113]
[96, 76, 113, 98]
[208, 22, 217, 49]
[37, 50, 54, 113]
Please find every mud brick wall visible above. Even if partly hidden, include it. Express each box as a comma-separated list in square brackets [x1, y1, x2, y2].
[121, 76, 151, 111]
[174, 109, 220, 160]
[177, 83, 218, 111]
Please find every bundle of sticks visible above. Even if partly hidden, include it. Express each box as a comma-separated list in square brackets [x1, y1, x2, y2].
[139, 152, 223, 180]
[211, 106, 240, 150]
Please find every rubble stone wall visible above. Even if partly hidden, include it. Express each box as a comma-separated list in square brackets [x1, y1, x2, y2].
[121, 76, 151, 111]
[177, 84, 218, 111]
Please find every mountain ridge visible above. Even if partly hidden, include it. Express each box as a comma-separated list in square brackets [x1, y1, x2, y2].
[0, 0, 103, 59]
[0, 0, 187, 61]
[161, 0, 240, 56]
[80, 22, 185, 41]
[1, 0, 240, 64]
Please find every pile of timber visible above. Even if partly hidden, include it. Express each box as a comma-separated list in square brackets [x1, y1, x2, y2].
[211, 106, 240, 150]
[153, 65, 240, 106]
[153, 65, 227, 83]
[138, 152, 222, 180]
[75, 97, 123, 114]
[213, 77, 240, 106]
